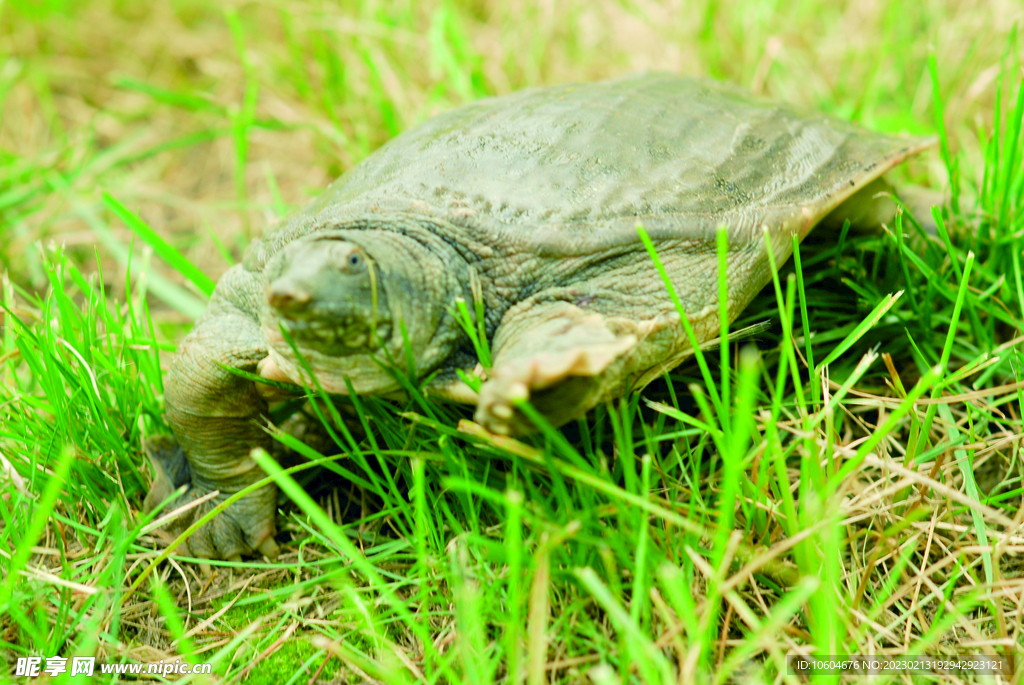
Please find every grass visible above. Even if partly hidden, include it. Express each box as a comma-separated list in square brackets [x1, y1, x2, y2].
[2, 0, 1024, 683]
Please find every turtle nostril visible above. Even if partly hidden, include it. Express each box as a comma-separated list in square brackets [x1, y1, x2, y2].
[268, 284, 312, 313]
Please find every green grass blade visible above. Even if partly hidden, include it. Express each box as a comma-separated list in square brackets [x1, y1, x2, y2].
[102, 192, 216, 298]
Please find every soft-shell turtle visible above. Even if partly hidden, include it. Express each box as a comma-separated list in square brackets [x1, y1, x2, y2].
[150, 74, 930, 561]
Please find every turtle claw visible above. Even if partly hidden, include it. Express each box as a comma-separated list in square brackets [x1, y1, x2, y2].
[145, 474, 278, 563]
[187, 487, 276, 562]
[476, 373, 532, 435]
[475, 332, 635, 434]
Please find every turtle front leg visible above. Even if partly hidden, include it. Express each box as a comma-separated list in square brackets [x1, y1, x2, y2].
[153, 266, 280, 561]
[475, 299, 637, 434]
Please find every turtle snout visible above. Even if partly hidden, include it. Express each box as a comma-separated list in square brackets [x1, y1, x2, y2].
[265, 240, 375, 319]
[267, 280, 312, 315]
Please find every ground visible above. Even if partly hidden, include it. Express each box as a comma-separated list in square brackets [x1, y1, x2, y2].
[1, 0, 1024, 683]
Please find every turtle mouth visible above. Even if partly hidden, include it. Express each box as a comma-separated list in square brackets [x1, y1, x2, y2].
[272, 307, 393, 357]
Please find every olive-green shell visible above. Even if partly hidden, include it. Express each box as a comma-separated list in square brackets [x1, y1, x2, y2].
[253, 73, 926, 262]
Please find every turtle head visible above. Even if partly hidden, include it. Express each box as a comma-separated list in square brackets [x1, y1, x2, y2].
[260, 228, 466, 394]
[265, 239, 392, 356]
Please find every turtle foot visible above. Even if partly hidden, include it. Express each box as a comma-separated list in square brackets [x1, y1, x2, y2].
[475, 335, 633, 434]
[150, 484, 280, 562]
[143, 437, 279, 561]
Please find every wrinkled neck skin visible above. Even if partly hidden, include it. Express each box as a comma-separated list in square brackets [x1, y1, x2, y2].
[259, 221, 472, 395]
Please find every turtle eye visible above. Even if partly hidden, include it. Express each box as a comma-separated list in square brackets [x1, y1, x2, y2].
[345, 250, 365, 272]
